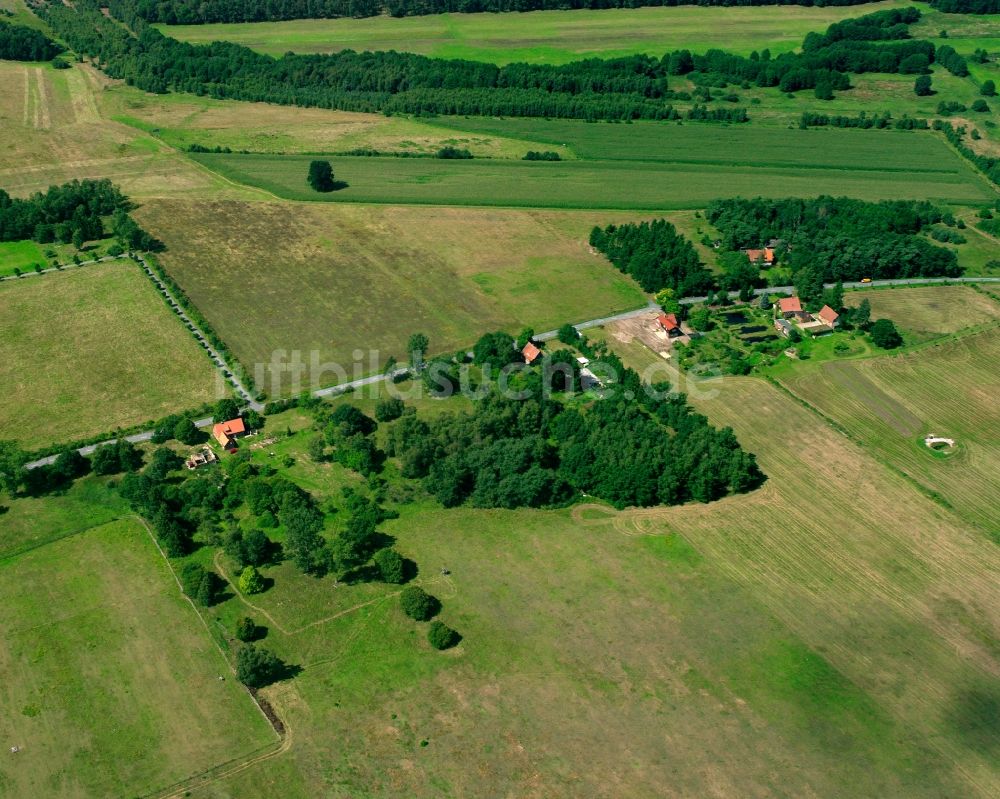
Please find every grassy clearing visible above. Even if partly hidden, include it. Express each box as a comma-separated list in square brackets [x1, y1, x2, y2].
[0, 260, 221, 449]
[159, 1, 915, 63]
[0, 518, 277, 798]
[134, 199, 648, 395]
[0, 476, 127, 562]
[0, 238, 118, 278]
[0, 61, 258, 201]
[775, 326, 1000, 536]
[191, 144, 991, 210]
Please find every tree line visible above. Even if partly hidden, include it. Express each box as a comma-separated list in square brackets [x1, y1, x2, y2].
[0, 179, 127, 245]
[706, 196, 962, 287]
[0, 19, 62, 61]
[385, 353, 764, 509]
[0, 178, 162, 251]
[41, 2, 753, 121]
[589, 219, 713, 295]
[665, 8, 958, 98]
[47, 5, 959, 120]
[106, 0, 991, 24]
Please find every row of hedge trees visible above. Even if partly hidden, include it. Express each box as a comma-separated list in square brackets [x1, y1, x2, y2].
[0, 19, 62, 61]
[105, 0, 996, 25]
[43, 3, 945, 121]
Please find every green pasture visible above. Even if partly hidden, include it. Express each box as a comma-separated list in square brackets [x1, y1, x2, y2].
[192, 136, 992, 210]
[160, 1, 915, 64]
[0, 518, 277, 798]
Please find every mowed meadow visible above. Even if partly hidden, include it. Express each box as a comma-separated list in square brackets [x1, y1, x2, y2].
[0, 261, 221, 449]
[192, 122, 993, 210]
[133, 200, 649, 394]
[0, 517, 278, 798]
[159, 0, 917, 63]
[777, 326, 1000, 536]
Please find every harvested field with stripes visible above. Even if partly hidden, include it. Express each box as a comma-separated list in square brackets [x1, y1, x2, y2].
[586, 371, 1000, 796]
[775, 328, 1000, 536]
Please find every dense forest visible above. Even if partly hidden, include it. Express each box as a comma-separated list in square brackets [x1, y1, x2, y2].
[385, 359, 764, 509]
[589, 219, 712, 295]
[0, 18, 62, 61]
[105, 0, 994, 23]
[0, 179, 129, 244]
[39, 3, 950, 121]
[706, 196, 962, 283]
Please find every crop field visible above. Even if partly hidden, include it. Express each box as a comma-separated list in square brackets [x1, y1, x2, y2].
[775, 326, 1000, 536]
[160, 1, 914, 63]
[133, 199, 649, 394]
[0, 518, 277, 798]
[0, 261, 221, 449]
[0, 61, 255, 201]
[433, 118, 977, 170]
[844, 285, 1000, 343]
[192, 140, 992, 210]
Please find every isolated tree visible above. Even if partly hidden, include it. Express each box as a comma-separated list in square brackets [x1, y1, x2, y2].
[236, 645, 283, 688]
[307, 160, 335, 192]
[757, 293, 772, 311]
[174, 417, 201, 445]
[853, 298, 872, 330]
[374, 398, 405, 423]
[0, 440, 27, 495]
[213, 399, 240, 423]
[688, 305, 712, 332]
[195, 572, 218, 607]
[235, 616, 257, 642]
[91, 444, 122, 476]
[516, 327, 535, 350]
[373, 547, 406, 584]
[870, 318, 903, 349]
[239, 565, 265, 595]
[400, 586, 440, 621]
[242, 529, 271, 566]
[556, 323, 579, 345]
[427, 621, 461, 650]
[914, 75, 933, 96]
[72, 228, 85, 250]
[971, 99, 989, 113]
[407, 332, 430, 366]
[655, 288, 681, 315]
[981, 79, 996, 97]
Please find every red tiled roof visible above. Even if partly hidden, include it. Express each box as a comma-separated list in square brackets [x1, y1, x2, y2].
[817, 305, 839, 324]
[212, 417, 246, 448]
[657, 313, 679, 330]
[778, 296, 802, 313]
[522, 342, 542, 363]
[746, 248, 775, 264]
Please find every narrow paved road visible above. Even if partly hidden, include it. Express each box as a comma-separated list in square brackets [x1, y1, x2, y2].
[21, 276, 1000, 470]
[680, 276, 1000, 305]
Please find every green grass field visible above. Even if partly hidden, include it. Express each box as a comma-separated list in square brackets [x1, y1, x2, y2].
[126, 362, 1000, 798]
[775, 325, 1000, 536]
[159, 1, 914, 63]
[133, 199, 649, 395]
[0, 260, 221, 449]
[0, 238, 118, 278]
[192, 131, 992, 210]
[0, 518, 277, 798]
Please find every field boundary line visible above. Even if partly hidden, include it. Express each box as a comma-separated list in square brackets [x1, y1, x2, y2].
[0, 515, 125, 566]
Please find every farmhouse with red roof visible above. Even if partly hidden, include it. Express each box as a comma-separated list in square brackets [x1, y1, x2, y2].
[212, 417, 247, 452]
[817, 305, 840, 328]
[522, 341, 542, 364]
[657, 312, 682, 337]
